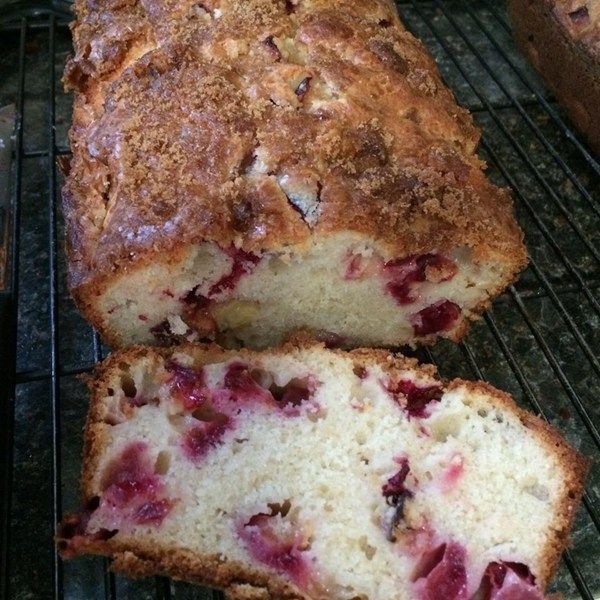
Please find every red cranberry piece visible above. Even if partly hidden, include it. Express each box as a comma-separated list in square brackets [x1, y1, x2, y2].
[277, 383, 309, 407]
[411, 300, 460, 336]
[182, 418, 231, 461]
[269, 377, 315, 416]
[441, 453, 464, 492]
[77, 443, 175, 532]
[413, 542, 468, 600]
[383, 459, 412, 499]
[97, 480, 174, 528]
[209, 248, 260, 298]
[239, 513, 311, 589]
[384, 255, 417, 276]
[487, 578, 544, 600]
[99, 443, 166, 509]
[384, 255, 421, 304]
[100, 442, 154, 491]
[387, 281, 417, 304]
[102, 476, 161, 508]
[103, 477, 160, 508]
[222, 364, 316, 417]
[165, 360, 208, 410]
[224, 362, 273, 403]
[413, 543, 447, 581]
[133, 499, 173, 525]
[485, 562, 513, 590]
[385, 254, 457, 306]
[479, 562, 544, 600]
[382, 458, 413, 542]
[386, 379, 443, 419]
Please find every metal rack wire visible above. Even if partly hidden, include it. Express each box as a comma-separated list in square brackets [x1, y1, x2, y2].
[0, 1, 598, 599]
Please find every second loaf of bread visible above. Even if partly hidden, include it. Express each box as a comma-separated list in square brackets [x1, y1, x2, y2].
[62, 0, 527, 349]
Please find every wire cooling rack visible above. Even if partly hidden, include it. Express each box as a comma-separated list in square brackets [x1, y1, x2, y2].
[0, 1, 599, 599]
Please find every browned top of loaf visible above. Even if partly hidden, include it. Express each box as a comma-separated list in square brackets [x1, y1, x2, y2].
[63, 0, 526, 289]
[550, 0, 600, 56]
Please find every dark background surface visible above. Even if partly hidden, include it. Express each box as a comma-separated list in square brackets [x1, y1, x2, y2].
[0, 1, 599, 599]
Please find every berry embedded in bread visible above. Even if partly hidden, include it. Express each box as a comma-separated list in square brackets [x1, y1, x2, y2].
[58, 341, 587, 600]
[62, 0, 527, 350]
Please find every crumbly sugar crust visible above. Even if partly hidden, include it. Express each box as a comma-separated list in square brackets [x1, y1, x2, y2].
[63, 0, 527, 295]
[62, 339, 588, 599]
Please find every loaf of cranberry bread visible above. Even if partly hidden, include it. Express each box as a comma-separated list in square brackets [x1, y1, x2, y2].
[62, 0, 527, 349]
[508, 0, 600, 154]
[58, 341, 586, 599]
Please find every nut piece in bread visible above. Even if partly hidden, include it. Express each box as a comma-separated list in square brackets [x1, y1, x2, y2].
[58, 341, 587, 600]
[62, 0, 527, 349]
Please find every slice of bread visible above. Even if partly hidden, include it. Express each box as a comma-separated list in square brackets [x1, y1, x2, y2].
[58, 341, 587, 600]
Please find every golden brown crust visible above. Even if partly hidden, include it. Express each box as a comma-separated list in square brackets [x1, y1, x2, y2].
[508, 0, 600, 154]
[63, 0, 527, 294]
[62, 537, 307, 599]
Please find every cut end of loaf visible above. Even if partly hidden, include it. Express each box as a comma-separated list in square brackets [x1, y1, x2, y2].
[74, 233, 525, 350]
[58, 342, 586, 600]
